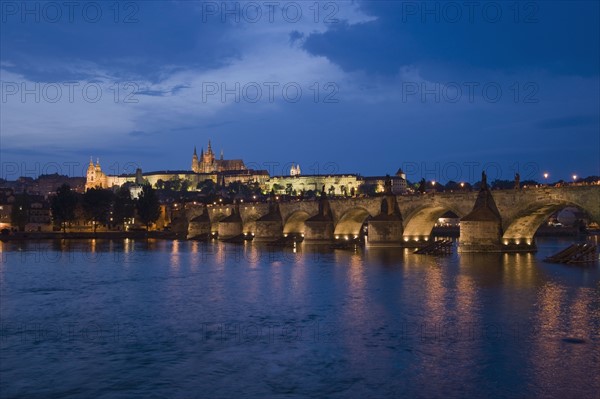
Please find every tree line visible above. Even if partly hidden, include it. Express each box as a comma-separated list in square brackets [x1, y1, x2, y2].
[49, 184, 160, 233]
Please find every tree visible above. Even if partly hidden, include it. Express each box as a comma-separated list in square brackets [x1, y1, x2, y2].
[197, 179, 216, 195]
[113, 186, 135, 230]
[165, 177, 181, 191]
[51, 184, 78, 233]
[272, 183, 284, 193]
[155, 179, 165, 190]
[180, 180, 190, 192]
[83, 187, 114, 233]
[360, 183, 377, 196]
[136, 185, 161, 231]
[491, 179, 513, 190]
[10, 193, 30, 232]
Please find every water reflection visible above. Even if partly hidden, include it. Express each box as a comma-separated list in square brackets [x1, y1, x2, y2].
[530, 282, 600, 396]
[0, 237, 598, 397]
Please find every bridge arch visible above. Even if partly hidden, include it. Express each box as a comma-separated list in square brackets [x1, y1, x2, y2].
[334, 207, 372, 237]
[283, 210, 311, 235]
[502, 200, 596, 243]
[403, 205, 465, 240]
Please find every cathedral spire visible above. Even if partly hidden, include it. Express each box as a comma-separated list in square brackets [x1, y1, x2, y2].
[207, 140, 212, 153]
[220, 149, 223, 160]
[193, 145, 197, 156]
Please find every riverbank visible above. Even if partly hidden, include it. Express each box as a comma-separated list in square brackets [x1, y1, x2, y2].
[0, 231, 184, 241]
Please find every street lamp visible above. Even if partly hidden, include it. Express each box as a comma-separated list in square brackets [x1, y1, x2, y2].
[543, 173, 549, 186]
[572, 174, 578, 184]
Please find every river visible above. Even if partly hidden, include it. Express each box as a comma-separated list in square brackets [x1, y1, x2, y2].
[1, 237, 599, 398]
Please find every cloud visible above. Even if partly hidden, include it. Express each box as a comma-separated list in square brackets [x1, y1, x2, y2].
[128, 130, 151, 137]
[289, 30, 304, 45]
[302, 1, 600, 79]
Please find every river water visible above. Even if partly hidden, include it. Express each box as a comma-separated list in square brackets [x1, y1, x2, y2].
[1, 237, 599, 398]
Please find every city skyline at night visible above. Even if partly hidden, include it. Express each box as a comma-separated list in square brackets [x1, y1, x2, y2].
[1, 1, 598, 181]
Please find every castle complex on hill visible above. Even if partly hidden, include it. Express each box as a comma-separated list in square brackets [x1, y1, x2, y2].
[85, 139, 407, 195]
[191, 140, 245, 173]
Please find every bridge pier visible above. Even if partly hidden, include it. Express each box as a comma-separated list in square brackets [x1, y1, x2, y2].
[458, 174, 503, 252]
[187, 207, 211, 240]
[218, 203, 243, 240]
[304, 220, 335, 242]
[304, 192, 335, 243]
[367, 221, 403, 246]
[367, 192, 404, 247]
[254, 202, 283, 242]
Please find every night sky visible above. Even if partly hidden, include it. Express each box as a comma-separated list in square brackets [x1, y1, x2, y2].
[1, 1, 598, 183]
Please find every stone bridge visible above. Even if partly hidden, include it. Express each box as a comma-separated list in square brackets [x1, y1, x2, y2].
[185, 186, 600, 252]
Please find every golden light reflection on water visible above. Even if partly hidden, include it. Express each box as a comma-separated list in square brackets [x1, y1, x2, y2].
[169, 240, 180, 270]
[529, 282, 600, 395]
[500, 252, 539, 288]
[242, 241, 260, 268]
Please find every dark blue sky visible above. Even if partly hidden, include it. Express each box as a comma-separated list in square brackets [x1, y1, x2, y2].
[1, 1, 598, 183]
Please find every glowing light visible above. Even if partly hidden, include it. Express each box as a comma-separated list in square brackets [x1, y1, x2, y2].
[335, 235, 339, 239]
[404, 237, 409, 242]
[460, 182, 465, 188]
[572, 175, 577, 181]
[504, 240, 509, 245]
[543, 173, 549, 179]
[354, 235, 358, 239]
[284, 234, 288, 237]
[345, 236, 349, 241]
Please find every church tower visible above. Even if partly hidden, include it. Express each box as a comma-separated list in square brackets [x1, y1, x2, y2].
[199, 139, 216, 173]
[290, 163, 301, 176]
[85, 157, 108, 190]
[191, 146, 199, 172]
[203, 140, 215, 164]
[86, 157, 96, 187]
